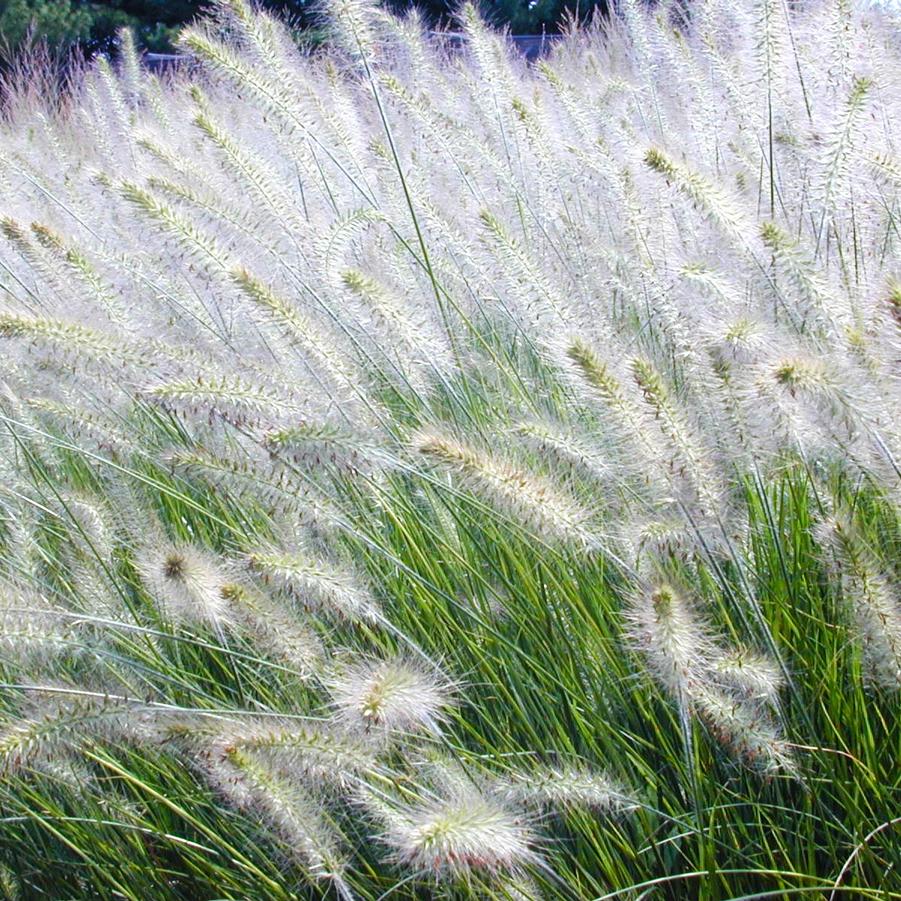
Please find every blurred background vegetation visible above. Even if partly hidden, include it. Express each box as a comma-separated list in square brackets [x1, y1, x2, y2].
[0, 0, 612, 64]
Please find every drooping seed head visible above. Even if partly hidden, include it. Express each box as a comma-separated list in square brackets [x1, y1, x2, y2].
[501, 763, 637, 816]
[366, 781, 539, 880]
[329, 657, 453, 736]
[713, 647, 785, 704]
[136, 542, 229, 627]
[691, 685, 796, 775]
[413, 428, 603, 551]
[818, 513, 901, 690]
[247, 546, 381, 622]
[625, 581, 718, 702]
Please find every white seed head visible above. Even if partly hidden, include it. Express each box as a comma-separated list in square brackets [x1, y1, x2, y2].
[220, 582, 324, 678]
[0, 588, 74, 667]
[195, 738, 351, 891]
[413, 428, 603, 551]
[329, 657, 453, 736]
[366, 780, 538, 880]
[501, 763, 637, 816]
[818, 513, 901, 690]
[0, 692, 165, 775]
[713, 647, 785, 704]
[247, 546, 381, 623]
[625, 581, 715, 701]
[135, 541, 229, 627]
[691, 685, 796, 775]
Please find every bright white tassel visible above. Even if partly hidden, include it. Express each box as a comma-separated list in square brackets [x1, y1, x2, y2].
[625, 581, 716, 703]
[363, 775, 539, 880]
[135, 541, 229, 627]
[329, 657, 453, 736]
[413, 428, 603, 551]
[500, 763, 637, 816]
[819, 512, 901, 690]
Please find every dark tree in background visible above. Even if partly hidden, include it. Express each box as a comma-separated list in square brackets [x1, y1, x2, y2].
[380, 0, 606, 33]
[0, 1, 201, 58]
[0, 0, 612, 64]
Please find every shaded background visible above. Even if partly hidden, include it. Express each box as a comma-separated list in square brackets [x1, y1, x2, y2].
[0, 0, 614, 64]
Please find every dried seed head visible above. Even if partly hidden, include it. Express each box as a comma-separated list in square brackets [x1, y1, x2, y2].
[691, 685, 796, 775]
[366, 781, 538, 880]
[329, 658, 453, 736]
[501, 763, 637, 816]
[413, 428, 602, 551]
[136, 542, 229, 627]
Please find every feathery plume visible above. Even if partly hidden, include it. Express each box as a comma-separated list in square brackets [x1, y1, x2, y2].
[219, 582, 324, 678]
[713, 647, 785, 704]
[691, 684, 795, 775]
[200, 717, 377, 790]
[197, 740, 353, 896]
[413, 428, 602, 551]
[247, 546, 380, 622]
[0, 692, 163, 775]
[329, 657, 453, 736]
[135, 541, 229, 627]
[625, 581, 715, 702]
[818, 512, 901, 690]
[364, 776, 538, 879]
[501, 763, 637, 816]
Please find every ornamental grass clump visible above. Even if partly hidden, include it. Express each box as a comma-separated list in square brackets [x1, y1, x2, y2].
[1, 0, 900, 896]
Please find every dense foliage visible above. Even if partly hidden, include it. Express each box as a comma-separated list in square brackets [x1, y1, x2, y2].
[0, 0, 612, 63]
[0, 0, 900, 898]
[0, 0, 206, 57]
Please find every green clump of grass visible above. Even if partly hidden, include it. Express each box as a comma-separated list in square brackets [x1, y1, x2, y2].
[0, 0, 900, 898]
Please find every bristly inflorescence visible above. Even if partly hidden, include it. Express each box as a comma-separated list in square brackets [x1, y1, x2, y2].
[0, 0, 900, 895]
